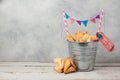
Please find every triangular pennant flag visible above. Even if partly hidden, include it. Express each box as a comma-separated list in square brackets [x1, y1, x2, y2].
[95, 15, 100, 19]
[82, 20, 88, 27]
[76, 20, 81, 25]
[70, 17, 75, 23]
[65, 13, 70, 19]
[90, 18, 96, 23]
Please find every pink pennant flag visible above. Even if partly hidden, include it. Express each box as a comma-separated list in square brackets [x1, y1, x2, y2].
[70, 17, 75, 23]
[90, 18, 96, 23]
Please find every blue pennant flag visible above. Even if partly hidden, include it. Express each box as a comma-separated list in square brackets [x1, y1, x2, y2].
[65, 13, 70, 19]
[82, 20, 88, 27]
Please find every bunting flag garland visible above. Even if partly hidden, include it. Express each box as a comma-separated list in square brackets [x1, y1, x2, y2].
[82, 20, 88, 27]
[65, 13, 70, 19]
[76, 20, 81, 25]
[90, 18, 96, 23]
[64, 11, 100, 27]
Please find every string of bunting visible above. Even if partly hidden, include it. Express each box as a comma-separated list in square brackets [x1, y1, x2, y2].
[64, 12, 100, 27]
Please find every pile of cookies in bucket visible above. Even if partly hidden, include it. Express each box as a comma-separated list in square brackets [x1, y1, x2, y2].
[67, 30, 98, 42]
[54, 31, 98, 74]
[54, 57, 77, 74]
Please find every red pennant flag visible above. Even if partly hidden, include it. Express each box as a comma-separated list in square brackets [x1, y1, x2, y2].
[90, 18, 96, 23]
[70, 17, 75, 23]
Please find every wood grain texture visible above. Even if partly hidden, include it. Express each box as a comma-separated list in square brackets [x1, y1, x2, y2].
[0, 62, 120, 80]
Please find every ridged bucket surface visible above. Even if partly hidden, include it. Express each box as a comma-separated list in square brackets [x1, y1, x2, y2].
[68, 41, 98, 71]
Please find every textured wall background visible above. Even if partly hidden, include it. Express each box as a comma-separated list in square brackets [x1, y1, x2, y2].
[0, 0, 120, 62]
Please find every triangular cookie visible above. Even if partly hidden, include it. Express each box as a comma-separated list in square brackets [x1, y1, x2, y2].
[63, 58, 71, 73]
[54, 58, 64, 69]
[64, 66, 76, 74]
[54, 66, 63, 73]
[69, 58, 77, 70]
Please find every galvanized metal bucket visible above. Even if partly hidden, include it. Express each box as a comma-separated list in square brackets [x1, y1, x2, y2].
[68, 40, 98, 71]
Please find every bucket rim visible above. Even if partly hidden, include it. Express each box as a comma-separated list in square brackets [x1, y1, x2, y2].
[67, 40, 98, 43]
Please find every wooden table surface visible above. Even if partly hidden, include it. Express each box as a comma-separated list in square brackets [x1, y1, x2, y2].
[0, 62, 120, 80]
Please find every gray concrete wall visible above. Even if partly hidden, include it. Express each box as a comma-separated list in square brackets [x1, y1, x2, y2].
[0, 0, 120, 62]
